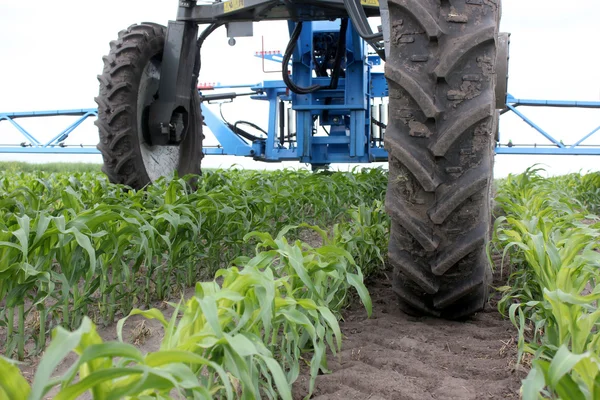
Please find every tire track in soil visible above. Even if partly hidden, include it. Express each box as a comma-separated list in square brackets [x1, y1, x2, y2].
[293, 273, 523, 400]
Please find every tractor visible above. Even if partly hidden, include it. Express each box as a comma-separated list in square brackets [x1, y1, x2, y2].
[95, 0, 509, 319]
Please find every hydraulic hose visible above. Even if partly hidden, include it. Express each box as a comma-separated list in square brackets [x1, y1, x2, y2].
[192, 23, 224, 89]
[282, 19, 349, 95]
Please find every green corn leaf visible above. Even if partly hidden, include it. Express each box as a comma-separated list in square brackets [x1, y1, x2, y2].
[594, 370, 600, 400]
[280, 245, 321, 300]
[297, 298, 318, 310]
[12, 215, 30, 259]
[548, 346, 588, 387]
[281, 308, 316, 337]
[0, 356, 30, 400]
[347, 272, 372, 317]
[145, 349, 210, 366]
[572, 356, 600, 394]
[162, 301, 182, 350]
[318, 306, 342, 351]
[29, 318, 95, 400]
[221, 346, 258, 399]
[550, 288, 600, 306]
[145, 350, 234, 399]
[225, 333, 260, 357]
[70, 228, 96, 276]
[32, 214, 52, 246]
[521, 360, 547, 400]
[256, 354, 293, 400]
[62, 342, 144, 386]
[298, 223, 330, 244]
[197, 296, 224, 338]
[54, 367, 147, 400]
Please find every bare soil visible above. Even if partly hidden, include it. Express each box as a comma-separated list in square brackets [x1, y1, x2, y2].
[293, 273, 524, 399]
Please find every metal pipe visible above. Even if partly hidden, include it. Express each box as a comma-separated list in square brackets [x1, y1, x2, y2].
[287, 107, 296, 138]
[380, 101, 388, 141]
[279, 100, 285, 145]
[371, 103, 380, 142]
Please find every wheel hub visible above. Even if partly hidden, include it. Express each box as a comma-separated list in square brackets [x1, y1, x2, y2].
[138, 58, 180, 183]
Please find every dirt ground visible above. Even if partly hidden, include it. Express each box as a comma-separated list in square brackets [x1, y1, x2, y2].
[294, 261, 524, 399]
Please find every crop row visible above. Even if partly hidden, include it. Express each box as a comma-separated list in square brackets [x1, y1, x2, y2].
[2, 226, 375, 399]
[0, 168, 388, 360]
[493, 167, 600, 399]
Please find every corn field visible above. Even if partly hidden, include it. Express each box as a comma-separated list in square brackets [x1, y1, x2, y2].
[494, 167, 600, 399]
[0, 168, 389, 399]
[4, 164, 600, 399]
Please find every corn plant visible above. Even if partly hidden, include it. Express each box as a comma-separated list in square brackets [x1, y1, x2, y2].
[494, 167, 600, 398]
[1, 228, 372, 399]
[0, 168, 387, 360]
[522, 345, 600, 400]
[333, 201, 389, 279]
[2, 317, 234, 400]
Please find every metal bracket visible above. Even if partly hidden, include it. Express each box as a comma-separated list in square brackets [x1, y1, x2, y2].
[148, 20, 199, 146]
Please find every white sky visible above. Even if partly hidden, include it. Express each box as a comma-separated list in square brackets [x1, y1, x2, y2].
[0, 0, 599, 177]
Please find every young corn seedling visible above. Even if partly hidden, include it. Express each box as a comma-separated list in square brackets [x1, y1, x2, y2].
[495, 168, 600, 398]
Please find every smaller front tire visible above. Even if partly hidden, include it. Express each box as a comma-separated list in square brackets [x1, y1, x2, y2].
[95, 23, 203, 189]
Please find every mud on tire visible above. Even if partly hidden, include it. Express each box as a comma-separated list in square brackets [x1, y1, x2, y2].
[95, 23, 203, 189]
[383, 0, 500, 319]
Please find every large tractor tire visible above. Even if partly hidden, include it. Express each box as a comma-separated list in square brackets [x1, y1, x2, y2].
[95, 23, 203, 189]
[383, 0, 501, 319]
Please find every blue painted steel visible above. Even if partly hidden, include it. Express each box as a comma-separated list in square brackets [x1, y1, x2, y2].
[3, 109, 98, 117]
[3, 91, 599, 158]
[495, 147, 600, 155]
[0, 146, 100, 154]
[254, 49, 380, 66]
[279, 19, 375, 164]
[505, 104, 566, 148]
[1, 116, 42, 145]
[506, 94, 600, 108]
[0, 108, 98, 152]
[497, 94, 600, 155]
[200, 103, 254, 156]
[200, 19, 388, 164]
[572, 125, 600, 148]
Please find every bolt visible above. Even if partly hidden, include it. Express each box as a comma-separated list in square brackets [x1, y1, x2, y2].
[228, 37, 236, 46]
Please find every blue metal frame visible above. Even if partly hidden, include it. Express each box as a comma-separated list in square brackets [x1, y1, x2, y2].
[198, 19, 389, 164]
[3, 93, 599, 158]
[0, 109, 98, 154]
[235, 19, 389, 164]
[495, 94, 600, 155]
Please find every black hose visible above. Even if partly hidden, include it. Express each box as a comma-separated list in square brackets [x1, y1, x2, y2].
[328, 18, 348, 90]
[282, 22, 320, 94]
[282, 19, 349, 95]
[234, 121, 268, 137]
[192, 23, 224, 89]
[229, 122, 266, 142]
[219, 104, 266, 142]
[371, 117, 387, 129]
[279, 100, 286, 145]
